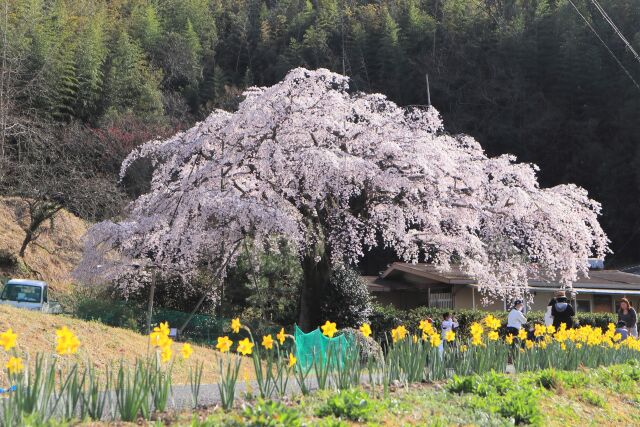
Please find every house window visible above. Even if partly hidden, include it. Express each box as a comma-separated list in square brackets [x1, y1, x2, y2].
[429, 288, 453, 309]
[593, 295, 613, 313]
[576, 300, 591, 313]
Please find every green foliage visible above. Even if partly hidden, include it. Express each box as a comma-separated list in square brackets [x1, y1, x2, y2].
[320, 265, 372, 329]
[448, 371, 515, 396]
[316, 389, 373, 422]
[454, 372, 541, 425]
[242, 400, 302, 427]
[580, 390, 607, 408]
[2, 0, 640, 263]
[103, 30, 163, 120]
[223, 241, 302, 326]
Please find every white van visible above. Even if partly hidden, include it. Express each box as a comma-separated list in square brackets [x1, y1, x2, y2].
[0, 279, 62, 313]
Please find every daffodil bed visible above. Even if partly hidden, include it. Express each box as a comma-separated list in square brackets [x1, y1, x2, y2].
[2, 315, 640, 425]
[100, 362, 640, 426]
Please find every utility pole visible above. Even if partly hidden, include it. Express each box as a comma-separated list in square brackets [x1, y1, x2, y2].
[426, 73, 431, 106]
[146, 267, 157, 335]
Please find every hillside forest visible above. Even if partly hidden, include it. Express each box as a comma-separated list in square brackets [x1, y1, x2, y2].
[0, 0, 639, 270]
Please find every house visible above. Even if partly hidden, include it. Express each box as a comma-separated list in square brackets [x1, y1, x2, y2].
[365, 261, 640, 313]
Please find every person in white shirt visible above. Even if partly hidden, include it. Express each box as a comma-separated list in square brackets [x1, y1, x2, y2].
[441, 312, 459, 340]
[506, 300, 527, 339]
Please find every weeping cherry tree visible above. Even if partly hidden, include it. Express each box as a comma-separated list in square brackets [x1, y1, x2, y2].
[75, 68, 609, 330]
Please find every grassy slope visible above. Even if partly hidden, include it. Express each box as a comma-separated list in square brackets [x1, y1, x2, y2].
[171, 363, 640, 426]
[0, 197, 87, 293]
[0, 305, 252, 385]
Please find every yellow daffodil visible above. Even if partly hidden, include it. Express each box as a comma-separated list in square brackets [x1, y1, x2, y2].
[150, 330, 171, 348]
[613, 333, 622, 342]
[525, 339, 534, 350]
[546, 325, 556, 335]
[154, 321, 170, 336]
[231, 318, 241, 334]
[576, 343, 583, 349]
[560, 342, 566, 351]
[237, 338, 254, 356]
[538, 340, 547, 349]
[359, 323, 372, 338]
[505, 334, 514, 345]
[6, 356, 23, 375]
[276, 328, 286, 345]
[460, 344, 468, 352]
[55, 326, 80, 355]
[430, 333, 441, 348]
[391, 325, 408, 343]
[412, 334, 418, 343]
[0, 328, 17, 351]
[262, 334, 274, 350]
[288, 352, 297, 368]
[216, 336, 233, 353]
[534, 324, 546, 337]
[161, 345, 172, 363]
[321, 321, 338, 338]
[445, 330, 455, 342]
[483, 315, 501, 330]
[180, 343, 193, 360]
[470, 322, 484, 337]
[471, 335, 484, 346]
[518, 329, 528, 341]
[488, 331, 499, 341]
[419, 320, 435, 335]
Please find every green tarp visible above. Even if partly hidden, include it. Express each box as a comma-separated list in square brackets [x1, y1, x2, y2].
[294, 325, 355, 369]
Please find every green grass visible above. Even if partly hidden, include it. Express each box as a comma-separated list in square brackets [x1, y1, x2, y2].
[162, 362, 640, 427]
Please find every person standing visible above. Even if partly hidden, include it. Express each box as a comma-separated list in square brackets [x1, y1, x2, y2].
[506, 300, 527, 338]
[440, 312, 459, 340]
[617, 298, 637, 338]
[551, 291, 575, 329]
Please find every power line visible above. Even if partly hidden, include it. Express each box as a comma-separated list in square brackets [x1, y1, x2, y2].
[567, 0, 640, 92]
[589, 0, 640, 64]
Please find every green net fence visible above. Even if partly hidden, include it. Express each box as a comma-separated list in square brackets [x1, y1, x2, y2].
[294, 325, 355, 369]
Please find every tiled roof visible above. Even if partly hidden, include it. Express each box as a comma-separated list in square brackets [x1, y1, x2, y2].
[379, 262, 640, 290]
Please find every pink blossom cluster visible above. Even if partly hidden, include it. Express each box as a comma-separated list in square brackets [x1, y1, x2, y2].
[75, 68, 609, 302]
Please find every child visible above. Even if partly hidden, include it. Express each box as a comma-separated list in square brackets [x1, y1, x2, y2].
[441, 312, 459, 340]
[615, 320, 629, 341]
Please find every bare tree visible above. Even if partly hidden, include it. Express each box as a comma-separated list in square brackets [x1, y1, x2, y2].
[0, 123, 125, 261]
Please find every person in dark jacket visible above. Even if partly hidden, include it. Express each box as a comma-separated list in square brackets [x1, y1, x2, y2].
[551, 291, 575, 329]
[617, 298, 637, 338]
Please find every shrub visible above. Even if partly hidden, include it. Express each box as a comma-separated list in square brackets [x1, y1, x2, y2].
[447, 372, 514, 397]
[498, 389, 542, 425]
[0, 249, 17, 268]
[317, 389, 373, 422]
[580, 390, 606, 408]
[320, 266, 372, 329]
[340, 328, 383, 364]
[534, 369, 562, 390]
[242, 400, 302, 427]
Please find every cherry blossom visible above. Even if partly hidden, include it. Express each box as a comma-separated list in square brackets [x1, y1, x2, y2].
[74, 68, 609, 325]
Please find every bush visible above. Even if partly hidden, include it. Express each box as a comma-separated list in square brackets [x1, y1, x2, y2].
[498, 389, 542, 425]
[317, 389, 373, 422]
[242, 400, 302, 427]
[320, 265, 372, 329]
[580, 390, 607, 408]
[0, 249, 17, 268]
[340, 327, 383, 364]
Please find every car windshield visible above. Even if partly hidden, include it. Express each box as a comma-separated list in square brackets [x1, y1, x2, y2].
[1, 284, 42, 303]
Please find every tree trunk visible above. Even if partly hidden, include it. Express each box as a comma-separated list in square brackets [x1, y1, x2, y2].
[298, 254, 331, 332]
[18, 230, 32, 258]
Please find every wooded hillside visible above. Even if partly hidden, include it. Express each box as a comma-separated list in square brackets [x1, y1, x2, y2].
[1, 0, 639, 264]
